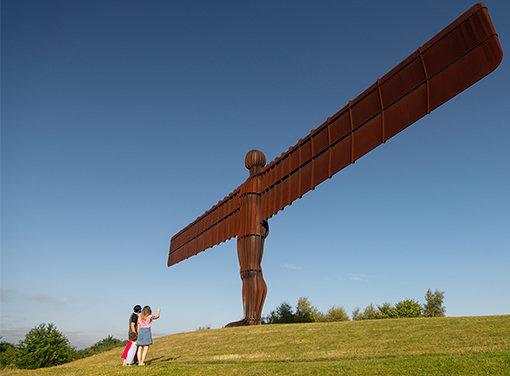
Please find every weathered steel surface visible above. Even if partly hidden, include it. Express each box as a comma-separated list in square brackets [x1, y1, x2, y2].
[168, 3, 503, 325]
[224, 150, 269, 327]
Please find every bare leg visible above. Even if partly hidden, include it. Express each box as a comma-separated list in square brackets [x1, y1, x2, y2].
[137, 346, 142, 365]
[137, 346, 149, 365]
[141, 346, 149, 364]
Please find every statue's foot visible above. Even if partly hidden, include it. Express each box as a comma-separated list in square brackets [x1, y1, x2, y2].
[225, 318, 247, 328]
[225, 318, 260, 327]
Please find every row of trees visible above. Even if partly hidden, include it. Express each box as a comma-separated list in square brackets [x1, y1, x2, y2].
[262, 289, 445, 324]
[0, 323, 126, 370]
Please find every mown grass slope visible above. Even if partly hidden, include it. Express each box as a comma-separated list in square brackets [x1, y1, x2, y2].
[3, 315, 509, 375]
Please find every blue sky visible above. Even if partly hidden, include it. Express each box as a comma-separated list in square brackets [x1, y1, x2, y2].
[1, 0, 509, 349]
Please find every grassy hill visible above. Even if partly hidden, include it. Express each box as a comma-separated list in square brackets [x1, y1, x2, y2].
[3, 315, 509, 375]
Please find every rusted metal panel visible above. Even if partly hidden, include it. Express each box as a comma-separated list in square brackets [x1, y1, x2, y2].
[313, 149, 330, 188]
[168, 2, 503, 271]
[351, 84, 380, 129]
[289, 168, 300, 204]
[210, 222, 218, 248]
[281, 175, 290, 209]
[330, 134, 352, 177]
[329, 107, 351, 145]
[299, 161, 313, 197]
[353, 113, 382, 161]
[312, 125, 329, 157]
[274, 180, 282, 213]
[289, 145, 299, 172]
[300, 137, 313, 164]
[380, 54, 425, 111]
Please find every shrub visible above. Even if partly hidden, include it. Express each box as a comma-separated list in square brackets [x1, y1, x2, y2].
[325, 306, 350, 322]
[262, 301, 295, 324]
[15, 323, 74, 369]
[352, 304, 382, 320]
[395, 298, 423, 318]
[73, 336, 127, 360]
[0, 340, 18, 369]
[377, 302, 398, 319]
[87, 336, 125, 354]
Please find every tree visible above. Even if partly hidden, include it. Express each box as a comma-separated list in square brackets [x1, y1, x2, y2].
[84, 335, 125, 355]
[377, 302, 398, 319]
[73, 335, 127, 359]
[352, 304, 381, 320]
[15, 323, 75, 369]
[351, 307, 362, 321]
[262, 301, 295, 324]
[0, 340, 17, 369]
[294, 297, 318, 323]
[325, 306, 350, 322]
[394, 299, 423, 318]
[423, 289, 446, 317]
[263, 298, 350, 324]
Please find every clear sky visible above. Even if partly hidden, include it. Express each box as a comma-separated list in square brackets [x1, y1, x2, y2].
[1, 0, 509, 349]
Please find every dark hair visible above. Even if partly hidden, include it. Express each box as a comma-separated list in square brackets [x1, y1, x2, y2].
[133, 305, 142, 313]
[129, 332, 137, 341]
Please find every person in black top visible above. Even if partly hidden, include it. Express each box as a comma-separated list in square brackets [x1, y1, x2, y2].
[129, 305, 142, 337]
[122, 305, 142, 365]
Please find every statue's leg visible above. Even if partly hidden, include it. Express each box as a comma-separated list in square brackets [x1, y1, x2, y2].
[225, 234, 267, 327]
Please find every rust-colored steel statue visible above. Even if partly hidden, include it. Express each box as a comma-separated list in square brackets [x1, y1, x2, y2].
[168, 3, 503, 327]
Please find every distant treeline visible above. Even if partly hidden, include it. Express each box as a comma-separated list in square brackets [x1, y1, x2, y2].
[262, 288, 445, 324]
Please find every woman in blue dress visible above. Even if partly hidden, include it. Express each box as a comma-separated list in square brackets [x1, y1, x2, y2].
[136, 305, 160, 366]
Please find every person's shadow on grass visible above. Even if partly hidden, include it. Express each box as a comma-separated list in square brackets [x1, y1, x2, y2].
[146, 355, 180, 365]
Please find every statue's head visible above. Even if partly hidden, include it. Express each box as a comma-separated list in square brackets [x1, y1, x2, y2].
[245, 150, 266, 176]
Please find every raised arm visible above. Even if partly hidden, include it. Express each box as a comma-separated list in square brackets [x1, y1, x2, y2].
[153, 307, 161, 320]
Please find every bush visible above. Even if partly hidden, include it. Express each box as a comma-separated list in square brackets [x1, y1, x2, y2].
[262, 301, 295, 324]
[1, 340, 17, 369]
[324, 306, 350, 322]
[352, 304, 382, 320]
[394, 298, 423, 318]
[85, 336, 125, 354]
[15, 323, 74, 369]
[352, 303, 400, 320]
[73, 336, 127, 360]
[377, 302, 398, 319]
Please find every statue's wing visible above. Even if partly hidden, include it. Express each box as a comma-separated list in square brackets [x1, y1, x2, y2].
[257, 3, 503, 220]
[168, 188, 241, 266]
[169, 3, 503, 267]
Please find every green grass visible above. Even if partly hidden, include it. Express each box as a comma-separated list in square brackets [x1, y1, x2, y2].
[3, 315, 509, 375]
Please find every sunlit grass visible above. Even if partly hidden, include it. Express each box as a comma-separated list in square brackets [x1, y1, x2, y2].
[3, 315, 509, 375]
